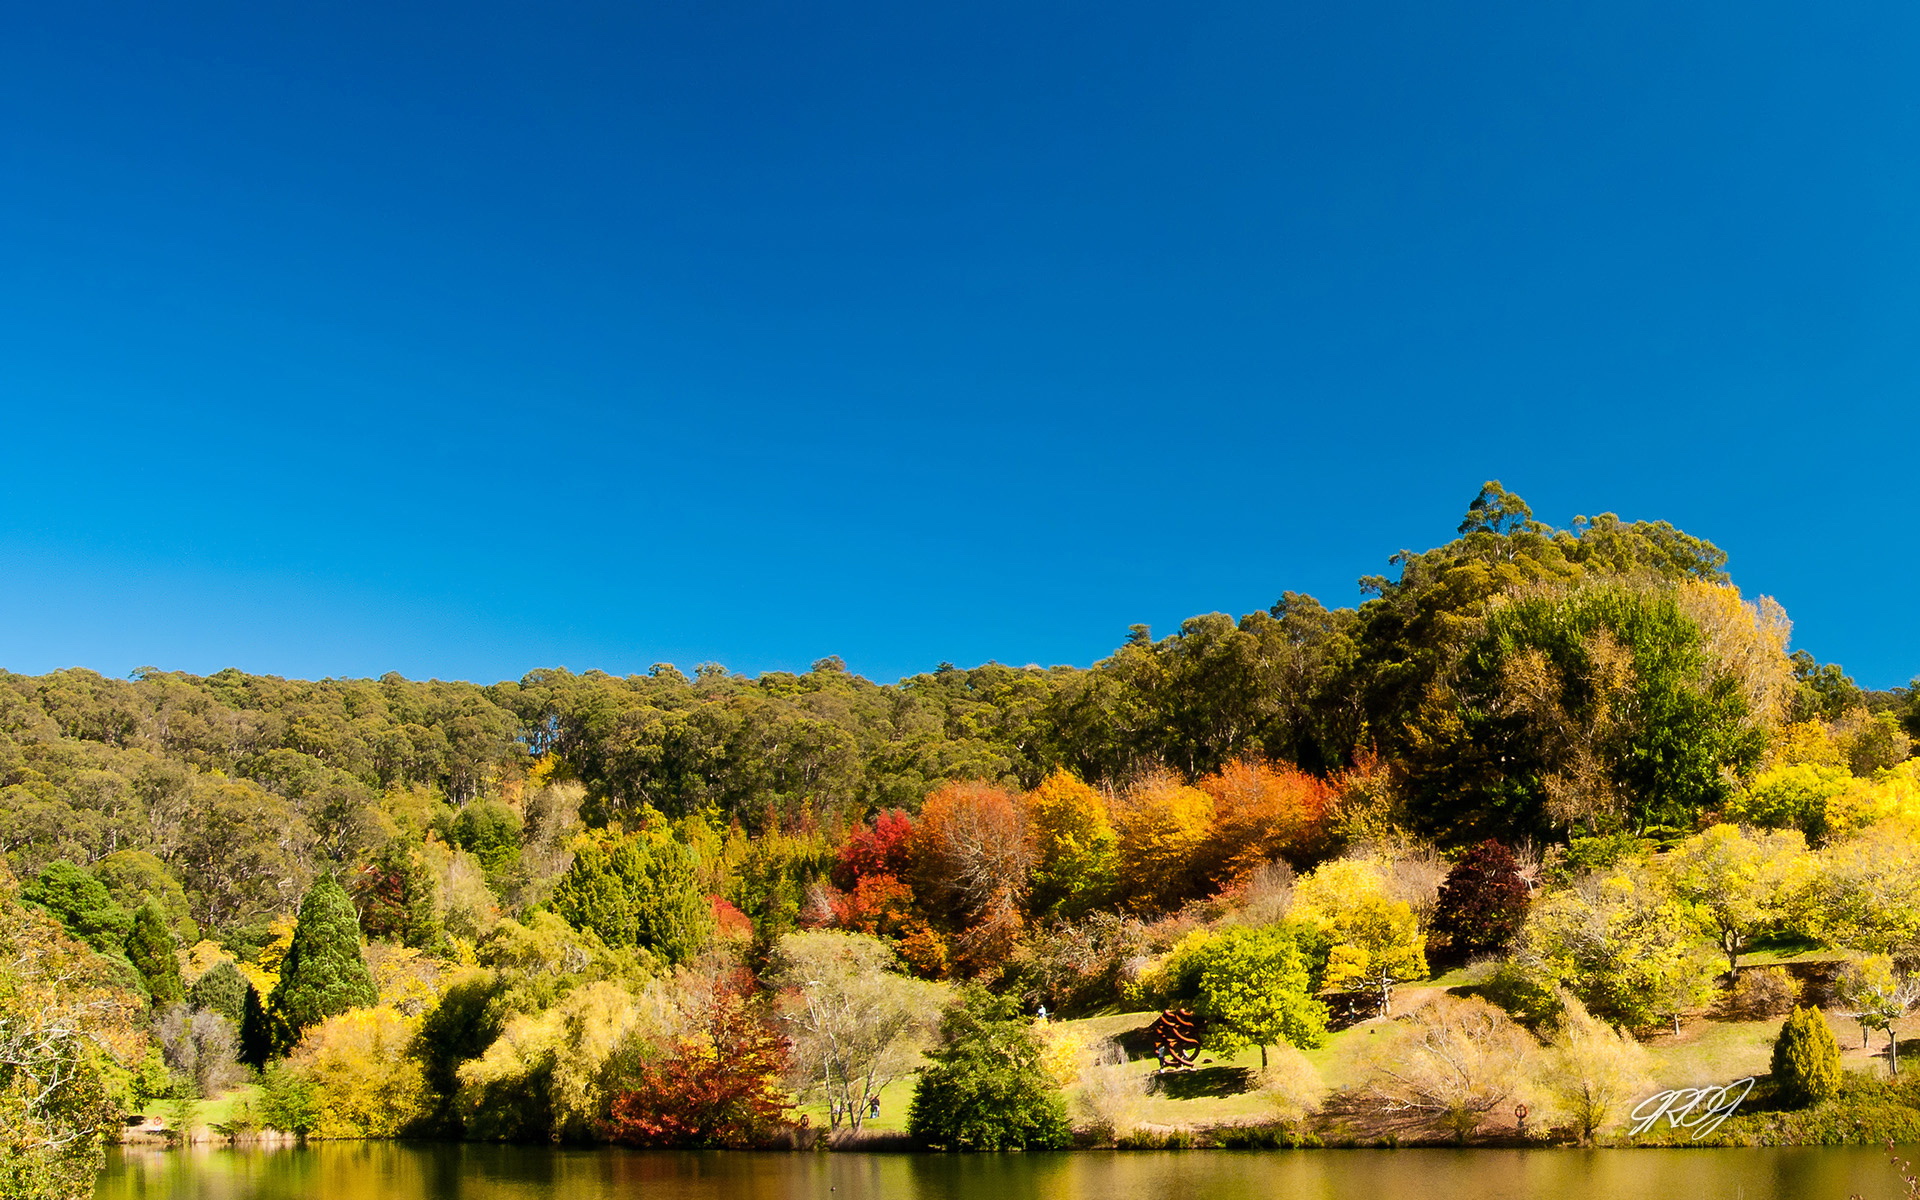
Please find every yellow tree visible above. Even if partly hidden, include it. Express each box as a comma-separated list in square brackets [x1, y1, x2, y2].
[1294, 859, 1427, 1016]
[1664, 824, 1811, 979]
[1111, 772, 1215, 915]
[1021, 771, 1117, 919]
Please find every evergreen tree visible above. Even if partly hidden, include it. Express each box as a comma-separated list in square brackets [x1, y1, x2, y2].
[238, 980, 272, 1069]
[551, 826, 712, 964]
[123, 898, 184, 1006]
[907, 988, 1071, 1150]
[266, 876, 377, 1054]
[1770, 1004, 1840, 1107]
[1432, 840, 1531, 956]
[188, 960, 250, 1026]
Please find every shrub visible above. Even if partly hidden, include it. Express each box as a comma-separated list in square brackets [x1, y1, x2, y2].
[1359, 994, 1539, 1142]
[602, 993, 793, 1148]
[1072, 1039, 1147, 1141]
[1257, 1043, 1328, 1123]
[1771, 1004, 1841, 1108]
[1540, 990, 1652, 1143]
[1729, 967, 1799, 1019]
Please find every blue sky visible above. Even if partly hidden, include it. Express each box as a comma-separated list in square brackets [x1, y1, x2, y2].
[3, 1, 1917, 688]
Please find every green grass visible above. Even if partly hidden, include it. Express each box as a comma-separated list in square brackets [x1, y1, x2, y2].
[131, 1083, 262, 1136]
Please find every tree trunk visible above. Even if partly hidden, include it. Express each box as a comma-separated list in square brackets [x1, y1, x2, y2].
[1260, 1044, 1268, 1070]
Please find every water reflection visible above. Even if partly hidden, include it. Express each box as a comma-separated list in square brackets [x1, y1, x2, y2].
[98, 1142, 1915, 1200]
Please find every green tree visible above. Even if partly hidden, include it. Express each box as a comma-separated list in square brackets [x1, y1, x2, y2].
[266, 876, 377, 1054]
[1770, 1004, 1840, 1107]
[21, 861, 131, 955]
[1191, 925, 1327, 1067]
[94, 850, 197, 944]
[124, 898, 184, 1006]
[907, 989, 1071, 1150]
[550, 825, 712, 964]
[188, 960, 250, 1026]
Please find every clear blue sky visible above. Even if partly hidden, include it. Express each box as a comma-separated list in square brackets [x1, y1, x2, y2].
[3, 1, 1916, 688]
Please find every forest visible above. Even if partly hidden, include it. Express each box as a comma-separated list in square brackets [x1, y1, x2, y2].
[8, 482, 1920, 1194]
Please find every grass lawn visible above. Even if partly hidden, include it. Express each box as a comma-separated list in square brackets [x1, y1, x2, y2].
[131, 1083, 261, 1135]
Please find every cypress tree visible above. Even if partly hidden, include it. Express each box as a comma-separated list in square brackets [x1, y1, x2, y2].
[266, 876, 377, 1054]
[1770, 1004, 1841, 1107]
[188, 960, 251, 1026]
[124, 898, 184, 1006]
[239, 980, 273, 1069]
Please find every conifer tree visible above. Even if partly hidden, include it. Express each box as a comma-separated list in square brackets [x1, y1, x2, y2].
[239, 980, 273, 1069]
[266, 876, 377, 1054]
[188, 960, 250, 1026]
[1770, 1004, 1840, 1107]
[124, 897, 184, 1006]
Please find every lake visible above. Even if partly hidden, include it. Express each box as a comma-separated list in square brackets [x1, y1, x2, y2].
[97, 1142, 1920, 1200]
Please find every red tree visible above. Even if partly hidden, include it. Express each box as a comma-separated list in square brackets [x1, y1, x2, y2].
[832, 810, 916, 890]
[1431, 840, 1531, 955]
[603, 994, 795, 1148]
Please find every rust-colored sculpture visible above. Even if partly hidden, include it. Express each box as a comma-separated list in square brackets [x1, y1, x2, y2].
[1149, 1007, 1201, 1069]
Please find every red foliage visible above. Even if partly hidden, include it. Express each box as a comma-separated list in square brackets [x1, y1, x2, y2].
[602, 994, 795, 1148]
[710, 895, 754, 942]
[831, 872, 917, 936]
[832, 810, 916, 890]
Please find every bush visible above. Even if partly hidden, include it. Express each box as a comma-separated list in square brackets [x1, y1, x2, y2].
[1729, 967, 1799, 1019]
[1771, 1004, 1841, 1108]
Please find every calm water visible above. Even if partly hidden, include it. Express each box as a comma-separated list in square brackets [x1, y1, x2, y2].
[96, 1142, 1919, 1200]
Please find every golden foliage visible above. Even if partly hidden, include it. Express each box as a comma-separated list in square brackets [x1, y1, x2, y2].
[1112, 771, 1215, 914]
[285, 1006, 430, 1138]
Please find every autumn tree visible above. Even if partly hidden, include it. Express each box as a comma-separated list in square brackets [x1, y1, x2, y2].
[1803, 823, 1920, 955]
[912, 782, 1031, 969]
[602, 993, 794, 1148]
[1021, 771, 1118, 919]
[1664, 824, 1810, 979]
[1431, 840, 1530, 956]
[1111, 772, 1215, 915]
[1832, 955, 1920, 1075]
[0, 866, 145, 1200]
[1294, 859, 1428, 1015]
[1515, 860, 1720, 1031]
[352, 836, 441, 950]
[1193, 758, 1331, 886]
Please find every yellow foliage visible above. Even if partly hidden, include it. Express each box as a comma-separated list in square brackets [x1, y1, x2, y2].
[286, 1006, 431, 1138]
[181, 940, 235, 988]
[365, 943, 450, 1017]
[1674, 580, 1795, 734]
[1113, 772, 1215, 914]
[1035, 1022, 1089, 1090]
[1774, 720, 1844, 768]
[1825, 761, 1920, 837]
[237, 915, 297, 998]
